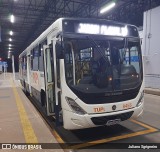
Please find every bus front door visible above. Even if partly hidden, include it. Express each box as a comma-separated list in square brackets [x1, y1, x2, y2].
[43, 45, 55, 116]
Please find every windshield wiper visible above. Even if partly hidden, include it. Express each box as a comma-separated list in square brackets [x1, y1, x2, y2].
[87, 36, 110, 66]
[87, 36, 116, 90]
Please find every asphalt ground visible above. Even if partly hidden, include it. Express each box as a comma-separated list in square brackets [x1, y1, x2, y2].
[29, 91, 160, 151]
[1, 73, 159, 151]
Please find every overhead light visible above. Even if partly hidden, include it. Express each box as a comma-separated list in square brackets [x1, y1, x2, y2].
[10, 14, 15, 23]
[9, 38, 12, 41]
[100, 2, 116, 14]
[9, 44, 12, 47]
[9, 31, 13, 36]
[9, 47, 11, 50]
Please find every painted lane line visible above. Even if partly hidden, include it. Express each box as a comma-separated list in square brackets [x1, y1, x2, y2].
[11, 79, 38, 143]
[68, 120, 158, 149]
[130, 119, 158, 130]
[52, 130, 64, 143]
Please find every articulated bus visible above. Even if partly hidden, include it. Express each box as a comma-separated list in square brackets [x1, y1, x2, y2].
[19, 18, 144, 130]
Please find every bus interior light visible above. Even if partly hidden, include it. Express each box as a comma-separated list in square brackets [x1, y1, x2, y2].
[66, 97, 86, 115]
[109, 77, 112, 81]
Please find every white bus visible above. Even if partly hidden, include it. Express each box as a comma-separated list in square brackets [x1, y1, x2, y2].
[19, 18, 144, 130]
[0, 65, 2, 74]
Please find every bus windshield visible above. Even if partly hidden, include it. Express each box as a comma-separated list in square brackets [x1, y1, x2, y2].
[64, 36, 142, 94]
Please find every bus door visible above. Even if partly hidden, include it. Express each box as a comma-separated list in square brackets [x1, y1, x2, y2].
[43, 45, 55, 116]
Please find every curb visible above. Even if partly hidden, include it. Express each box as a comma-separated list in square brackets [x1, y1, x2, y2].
[145, 88, 160, 96]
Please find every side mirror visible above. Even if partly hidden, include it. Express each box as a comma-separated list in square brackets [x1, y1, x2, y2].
[55, 42, 64, 59]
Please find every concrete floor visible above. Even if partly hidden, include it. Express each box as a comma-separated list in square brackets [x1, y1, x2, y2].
[0, 73, 160, 152]
[76, 94, 160, 152]
[0, 73, 64, 152]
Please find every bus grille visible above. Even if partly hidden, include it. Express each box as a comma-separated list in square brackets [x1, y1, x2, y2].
[91, 111, 134, 126]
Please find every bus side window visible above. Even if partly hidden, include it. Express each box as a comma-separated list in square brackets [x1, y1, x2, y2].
[39, 40, 47, 72]
[24, 56, 27, 71]
[39, 44, 44, 71]
[19, 58, 22, 76]
[31, 50, 33, 70]
[32, 47, 39, 71]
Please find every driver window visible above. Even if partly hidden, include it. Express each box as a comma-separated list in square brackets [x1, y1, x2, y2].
[128, 41, 140, 73]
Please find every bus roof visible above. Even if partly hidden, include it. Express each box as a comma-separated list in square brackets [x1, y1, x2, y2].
[19, 17, 139, 57]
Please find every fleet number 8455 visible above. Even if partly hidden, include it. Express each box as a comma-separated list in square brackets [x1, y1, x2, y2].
[123, 102, 132, 109]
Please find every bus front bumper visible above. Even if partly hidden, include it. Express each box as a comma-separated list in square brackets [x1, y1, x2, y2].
[63, 102, 144, 130]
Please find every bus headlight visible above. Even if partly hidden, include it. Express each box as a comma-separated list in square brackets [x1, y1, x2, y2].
[136, 91, 144, 107]
[66, 97, 86, 115]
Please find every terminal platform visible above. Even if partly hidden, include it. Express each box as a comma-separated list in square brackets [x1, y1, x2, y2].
[0, 73, 64, 151]
[0, 73, 160, 152]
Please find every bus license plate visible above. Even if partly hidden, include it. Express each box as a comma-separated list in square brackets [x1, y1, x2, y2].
[106, 119, 121, 126]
